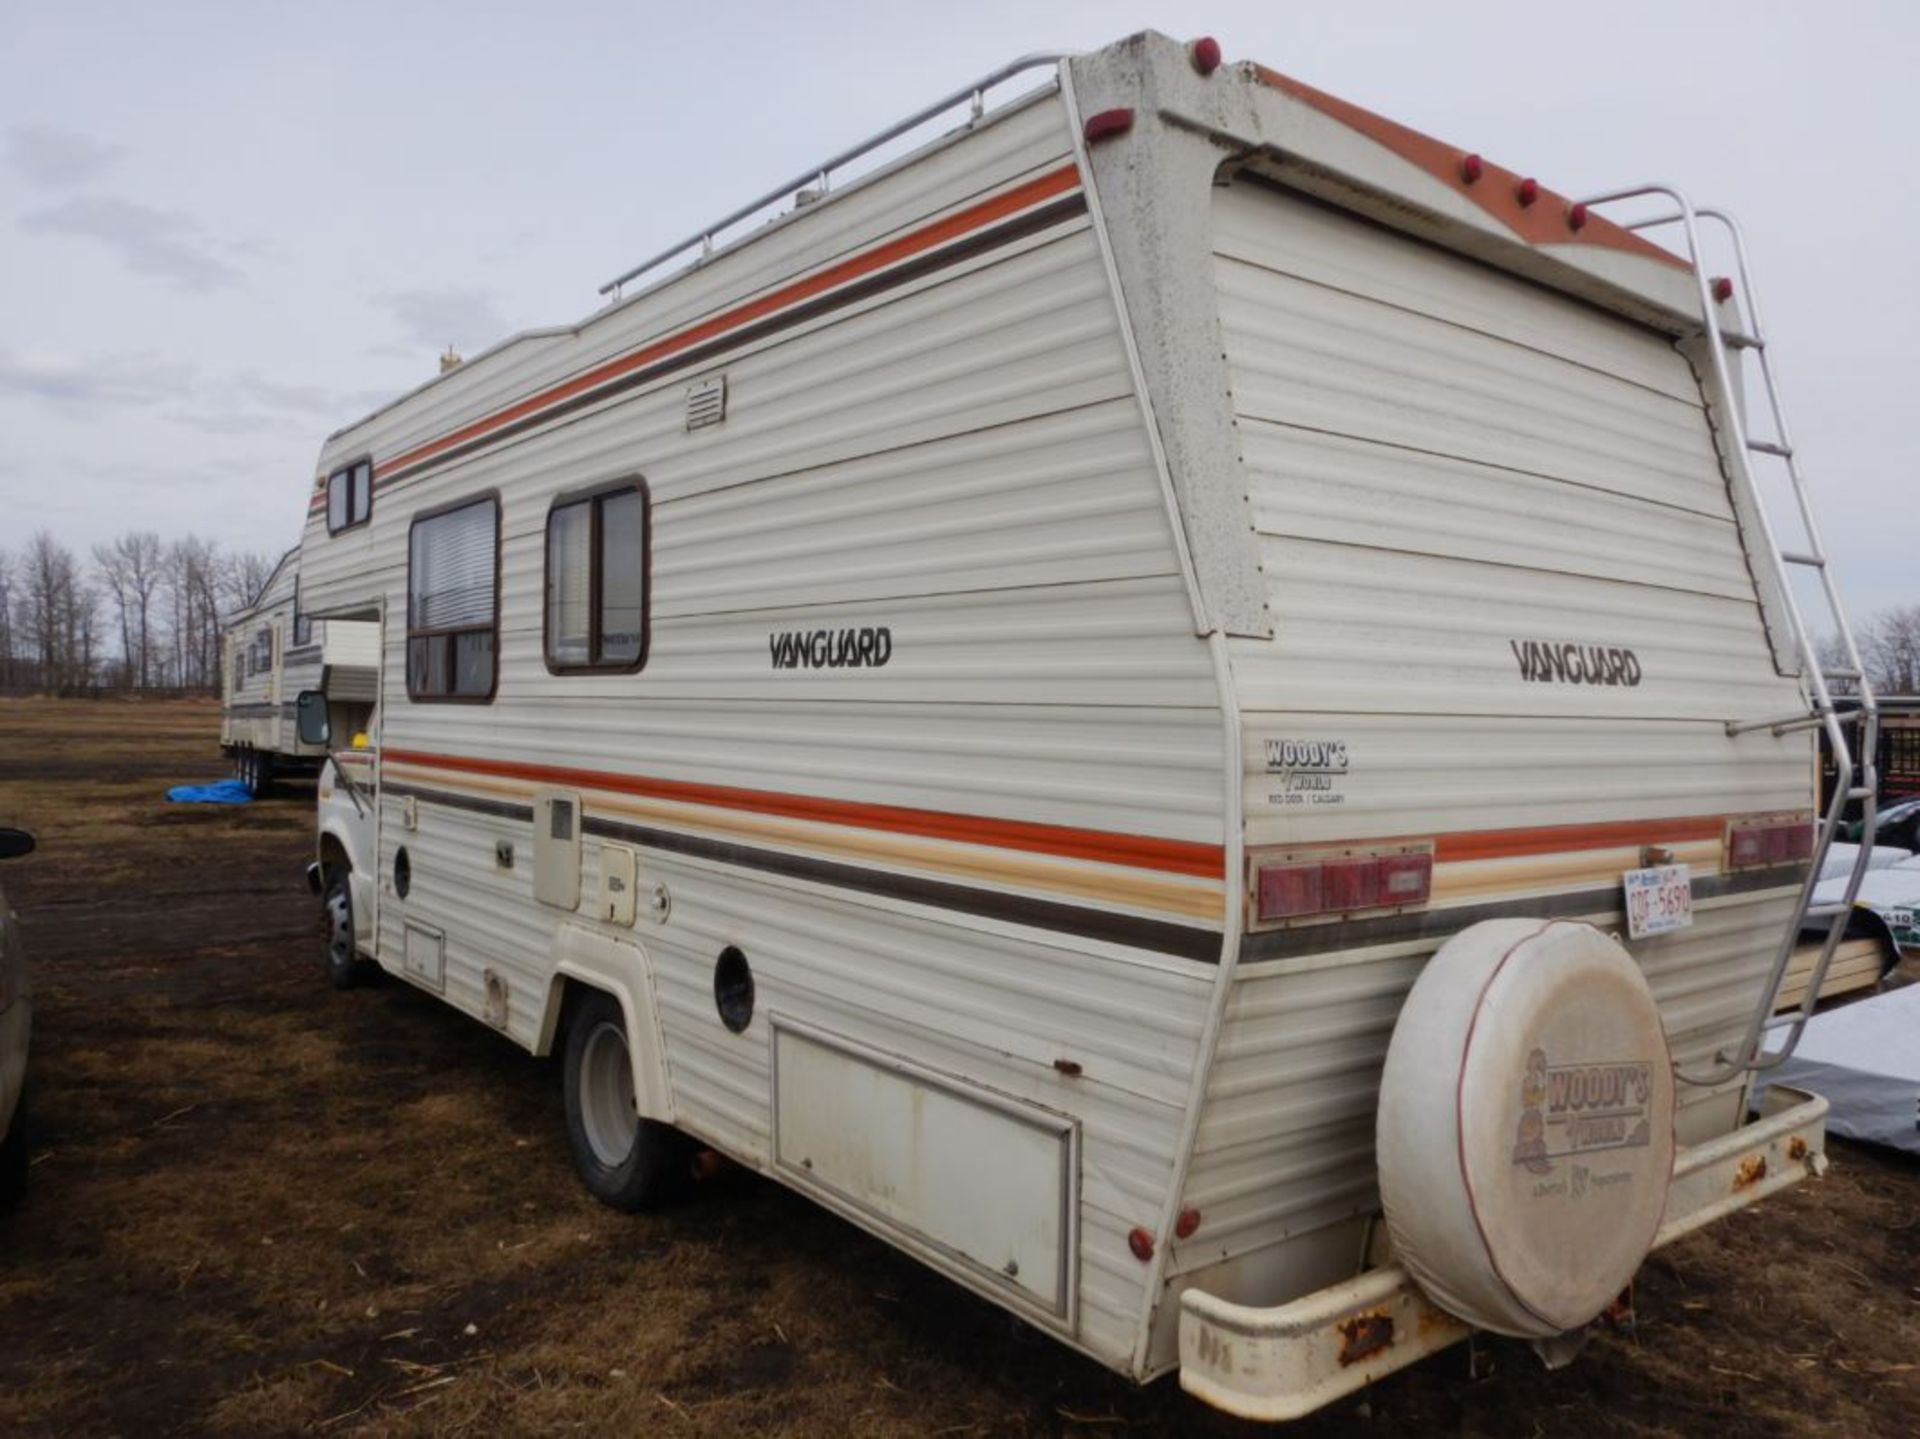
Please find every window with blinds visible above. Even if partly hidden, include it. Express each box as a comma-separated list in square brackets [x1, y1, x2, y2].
[544, 482, 649, 672]
[408, 496, 499, 700]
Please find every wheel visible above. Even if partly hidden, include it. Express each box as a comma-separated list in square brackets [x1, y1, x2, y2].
[248, 750, 273, 798]
[321, 871, 370, 989]
[0, 1094, 27, 1209]
[561, 990, 689, 1211]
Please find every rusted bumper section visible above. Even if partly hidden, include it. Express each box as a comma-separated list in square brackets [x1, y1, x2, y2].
[1177, 1086, 1830, 1422]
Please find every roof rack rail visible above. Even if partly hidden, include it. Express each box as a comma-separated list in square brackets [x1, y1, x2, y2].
[597, 51, 1072, 301]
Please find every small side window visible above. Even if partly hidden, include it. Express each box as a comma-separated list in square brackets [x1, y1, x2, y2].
[294, 613, 313, 646]
[543, 481, 649, 673]
[327, 458, 374, 535]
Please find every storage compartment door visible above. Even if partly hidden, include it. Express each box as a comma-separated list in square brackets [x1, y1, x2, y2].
[772, 1020, 1079, 1325]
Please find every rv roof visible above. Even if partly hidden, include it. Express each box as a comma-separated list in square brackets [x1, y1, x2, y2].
[323, 33, 1695, 451]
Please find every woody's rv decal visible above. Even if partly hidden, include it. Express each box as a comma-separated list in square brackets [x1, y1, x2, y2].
[290, 32, 1875, 1419]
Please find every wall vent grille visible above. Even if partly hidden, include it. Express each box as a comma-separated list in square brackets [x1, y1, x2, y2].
[686, 376, 727, 430]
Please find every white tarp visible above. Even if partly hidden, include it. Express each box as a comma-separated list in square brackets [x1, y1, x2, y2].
[1818, 842, 1912, 882]
[1757, 985, 1920, 1154]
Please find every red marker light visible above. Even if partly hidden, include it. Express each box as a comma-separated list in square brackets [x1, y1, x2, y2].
[1084, 108, 1134, 144]
[1175, 1208, 1202, 1240]
[1516, 177, 1540, 207]
[1567, 202, 1589, 231]
[1128, 1226, 1156, 1261]
[1189, 36, 1223, 75]
[1712, 276, 1735, 304]
[1460, 153, 1484, 184]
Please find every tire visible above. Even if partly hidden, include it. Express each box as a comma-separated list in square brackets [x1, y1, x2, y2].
[248, 750, 274, 798]
[321, 871, 369, 990]
[0, 1093, 27, 1210]
[561, 990, 689, 1211]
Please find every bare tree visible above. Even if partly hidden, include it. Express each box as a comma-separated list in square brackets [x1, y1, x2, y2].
[1859, 606, 1920, 697]
[0, 547, 15, 688]
[18, 530, 95, 693]
[91, 531, 166, 688]
[221, 548, 277, 617]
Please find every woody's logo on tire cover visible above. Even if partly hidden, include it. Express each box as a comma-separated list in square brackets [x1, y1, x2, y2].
[1377, 919, 1677, 1339]
[1511, 1047, 1655, 1175]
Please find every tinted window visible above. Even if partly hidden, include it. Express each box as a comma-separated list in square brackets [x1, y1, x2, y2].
[543, 482, 648, 672]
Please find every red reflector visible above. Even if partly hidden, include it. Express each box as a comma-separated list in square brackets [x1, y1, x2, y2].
[1175, 1207, 1202, 1239]
[1128, 1226, 1155, 1262]
[1460, 153, 1484, 184]
[1257, 861, 1325, 921]
[1189, 36, 1223, 75]
[1728, 826, 1766, 869]
[1567, 202, 1589, 231]
[1379, 851, 1434, 906]
[1516, 177, 1539, 207]
[1084, 108, 1135, 143]
[1779, 825, 1813, 863]
[1324, 857, 1381, 912]
[1712, 276, 1735, 304]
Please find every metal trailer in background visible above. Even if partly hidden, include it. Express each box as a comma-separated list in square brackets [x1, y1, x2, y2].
[286, 32, 1880, 1421]
[220, 548, 378, 794]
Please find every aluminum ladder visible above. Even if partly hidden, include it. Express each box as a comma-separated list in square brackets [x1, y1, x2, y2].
[1579, 184, 1881, 1088]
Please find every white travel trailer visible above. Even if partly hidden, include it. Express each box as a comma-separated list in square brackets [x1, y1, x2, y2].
[291, 33, 1880, 1419]
[221, 548, 378, 793]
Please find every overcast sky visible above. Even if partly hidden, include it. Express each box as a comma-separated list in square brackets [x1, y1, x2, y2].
[3, 1, 1915, 616]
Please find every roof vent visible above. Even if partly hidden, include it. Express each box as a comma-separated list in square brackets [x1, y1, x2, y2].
[439, 345, 464, 374]
[686, 375, 727, 431]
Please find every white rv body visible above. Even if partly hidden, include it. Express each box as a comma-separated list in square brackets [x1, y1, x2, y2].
[293, 33, 1839, 1409]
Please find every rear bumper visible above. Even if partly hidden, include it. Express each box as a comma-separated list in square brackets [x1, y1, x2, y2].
[1178, 1086, 1830, 1422]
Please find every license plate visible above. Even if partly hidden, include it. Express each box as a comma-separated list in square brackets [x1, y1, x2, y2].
[1624, 864, 1694, 939]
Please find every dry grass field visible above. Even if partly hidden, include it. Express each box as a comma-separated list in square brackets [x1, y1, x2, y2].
[0, 697, 1915, 1436]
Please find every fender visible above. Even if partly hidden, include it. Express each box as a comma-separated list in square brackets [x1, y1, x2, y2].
[539, 923, 675, 1124]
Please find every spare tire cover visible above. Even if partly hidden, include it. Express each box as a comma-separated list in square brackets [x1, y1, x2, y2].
[1377, 918, 1676, 1337]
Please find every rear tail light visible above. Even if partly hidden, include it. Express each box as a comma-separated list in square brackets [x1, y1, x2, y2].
[1726, 816, 1815, 871]
[1252, 846, 1433, 926]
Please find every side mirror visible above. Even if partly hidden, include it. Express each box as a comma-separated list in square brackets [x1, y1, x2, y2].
[296, 690, 331, 746]
[0, 829, 34, 860]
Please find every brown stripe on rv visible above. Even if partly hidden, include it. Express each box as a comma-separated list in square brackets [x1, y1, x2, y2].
[312, 164, 1088, 506]
[380, 780, 1222, 961]
[380, 748, 1225, 878]
[1239, 868, 1803, 964]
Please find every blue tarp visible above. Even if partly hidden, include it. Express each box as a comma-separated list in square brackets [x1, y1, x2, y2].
[166, 779, 254, 805]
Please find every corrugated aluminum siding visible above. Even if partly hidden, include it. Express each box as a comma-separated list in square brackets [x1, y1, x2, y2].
[304, 92, 1227, 1376]
[1167, 180, 1815, 1327]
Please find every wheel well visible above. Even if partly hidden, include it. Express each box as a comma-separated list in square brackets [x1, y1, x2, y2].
[318, 833, 350, 884]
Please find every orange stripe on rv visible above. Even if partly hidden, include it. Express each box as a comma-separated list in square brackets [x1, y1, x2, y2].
[379, 748, 1224, 879]
[1433, 815, 1729, 864]
[364, 163, 1085, 487]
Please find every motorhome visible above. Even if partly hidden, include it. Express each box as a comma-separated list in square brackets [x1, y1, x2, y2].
[220, 548, 378, 794]
[290, 32, 1879, 1419]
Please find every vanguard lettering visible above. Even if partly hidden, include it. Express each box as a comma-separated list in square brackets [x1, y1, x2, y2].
[1510, 639, 1642, 687]
[769, 626, 892, 670]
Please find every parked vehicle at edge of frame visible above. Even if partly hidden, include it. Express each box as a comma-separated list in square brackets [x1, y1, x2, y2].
[0, 827, 38, 1209]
